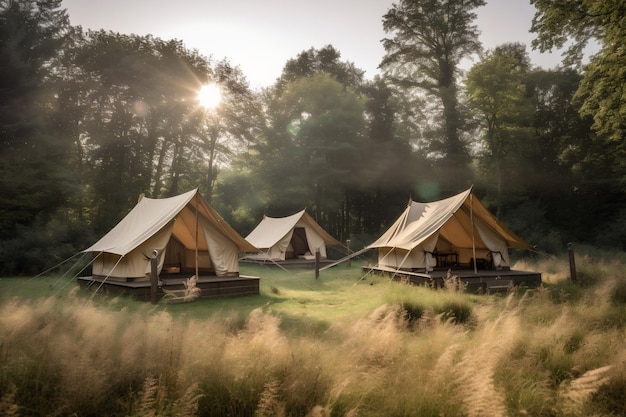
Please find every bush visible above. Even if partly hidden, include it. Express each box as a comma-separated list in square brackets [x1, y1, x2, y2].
[401, 299, 426, 325]
[546, 279, 585, 303]
[502, 200, 563, 254]
[435, 300, 473, 324]
[0, 215, 95, 276]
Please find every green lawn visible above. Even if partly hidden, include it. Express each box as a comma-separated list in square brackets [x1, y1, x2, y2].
[0, 263, 413, 328]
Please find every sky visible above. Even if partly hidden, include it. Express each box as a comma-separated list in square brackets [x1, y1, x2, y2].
[62, 0, 570, 90]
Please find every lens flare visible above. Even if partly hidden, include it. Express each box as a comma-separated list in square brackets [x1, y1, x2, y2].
[197, 83, 222, 109]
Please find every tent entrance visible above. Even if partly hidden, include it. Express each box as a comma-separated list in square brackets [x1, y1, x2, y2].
[287, 227, 309, 259]
[163, 236, 215, 275]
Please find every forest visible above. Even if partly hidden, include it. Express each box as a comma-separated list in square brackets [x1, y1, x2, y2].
[1, 0, 625, 275]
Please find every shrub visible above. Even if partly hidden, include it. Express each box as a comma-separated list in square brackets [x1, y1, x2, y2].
[435, 300, 473, 324]
[546, 280, 585, 303]
[540, 345, 576, 388]
[401, 299, 426, 325]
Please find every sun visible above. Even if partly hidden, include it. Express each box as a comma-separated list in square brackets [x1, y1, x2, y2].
[197, 83, 222, 109]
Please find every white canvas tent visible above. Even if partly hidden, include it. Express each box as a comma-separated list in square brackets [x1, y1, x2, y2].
[244, 209, 341, 261]
[83, 189, 258, 281]
[367, 188, 533, 271]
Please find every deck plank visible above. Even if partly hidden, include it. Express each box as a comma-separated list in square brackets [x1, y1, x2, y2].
[362, 266, 541, 293]
[78, 274, 260, 301]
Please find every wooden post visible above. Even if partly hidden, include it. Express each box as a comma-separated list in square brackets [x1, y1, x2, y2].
[315, 248, 320, 279]
[150, 250, 159, 304]
[568, 242, 577, 283]
[346, 239, 352, 267]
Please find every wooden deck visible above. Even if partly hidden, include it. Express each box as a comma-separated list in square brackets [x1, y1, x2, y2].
[240, 257, 336, 269]
[78, 273, 260, 301]
[363, 265, 542, 293]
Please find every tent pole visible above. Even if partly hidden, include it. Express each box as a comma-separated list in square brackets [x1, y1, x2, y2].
[471, 193, 477, 274]
[195, 192, 199, 280]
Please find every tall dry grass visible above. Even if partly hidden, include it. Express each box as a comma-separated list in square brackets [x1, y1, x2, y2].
[0, 252, 625, 416]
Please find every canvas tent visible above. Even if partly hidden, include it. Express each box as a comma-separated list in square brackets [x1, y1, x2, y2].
[367, 188, 533, 271]
[83, 189, 258, 281]
[244, 210, 341, 261]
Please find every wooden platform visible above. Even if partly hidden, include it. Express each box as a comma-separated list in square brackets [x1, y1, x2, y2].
[78, 273, 260, 301]
[363, 265, 542, 293]
[240, 257, 336, 269]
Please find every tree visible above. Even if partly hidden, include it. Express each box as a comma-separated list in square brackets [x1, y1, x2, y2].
[68, 31, 213, 232]
[256, 46, 432, 241]
[247, 46, 370, 239]
[531, 0, 626, 247]
[0, 0, 81, 274]
[465, 43, 534, 216]
[355, 76, 431, 237]
[523, 68, 601, 244]
[195, 60, 262, 201]
[381, 0, 485, 192]
[277, 44, 364, 90]
[255, 74, 366, 239]
[530, 0, 625, 141]
[0, 0, 71, 238]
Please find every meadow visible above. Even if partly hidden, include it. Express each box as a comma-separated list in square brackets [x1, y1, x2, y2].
[1, 249, 625, 417]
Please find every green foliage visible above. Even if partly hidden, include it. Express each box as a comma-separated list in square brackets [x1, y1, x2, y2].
[0, 205, 95, 276]
[539, 344, 576, 387]
[211, 167, 265, 234]
[255, 73, 366, 239]
[278, 44, 364, 90]
[385, 279, 474, 326]
[400, 299, 426, 325]
[0, 0, 74, 241]
[381, 0, 485, 191]
[546, 280, 586, 304]
[531, 0, 626, 142]
[593, 207, 626, 250]
[436, 299, 473, 324]
[466, 43, 535, 215]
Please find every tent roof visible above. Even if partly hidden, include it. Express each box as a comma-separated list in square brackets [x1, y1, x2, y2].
[83, 189, 257, 255]
[246, 209, 341, 250]
[367, 188, 533, 251]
